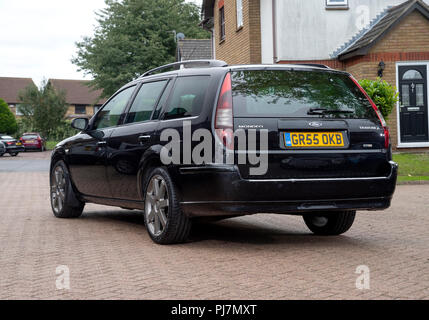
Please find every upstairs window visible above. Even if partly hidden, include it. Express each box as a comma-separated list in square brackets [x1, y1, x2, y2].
[16, 104, 24, 116]
[219, 6, 225, 41]
[75, 105, 86, 114]
[236, 0, 243, 29]
[326, 0, 348, 9]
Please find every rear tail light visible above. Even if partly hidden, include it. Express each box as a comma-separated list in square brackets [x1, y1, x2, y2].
[350, 76, 390, 149]
[215, 72, 234, 149]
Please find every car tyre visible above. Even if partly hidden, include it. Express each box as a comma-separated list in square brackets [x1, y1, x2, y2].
[303, 211, 356, 236]
[9, 152, 18, 157]
[50, 160, 84, 218]
[143, 166, 191, 244]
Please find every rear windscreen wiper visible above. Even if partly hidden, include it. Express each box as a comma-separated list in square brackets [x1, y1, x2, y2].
[307, 108, 354, 115]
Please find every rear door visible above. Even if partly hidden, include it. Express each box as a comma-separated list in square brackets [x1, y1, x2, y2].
[105, 78, 173, 200]
[231, 69, 390, 180]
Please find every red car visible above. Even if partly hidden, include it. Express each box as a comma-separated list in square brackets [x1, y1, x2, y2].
[20, 133, 46, 151]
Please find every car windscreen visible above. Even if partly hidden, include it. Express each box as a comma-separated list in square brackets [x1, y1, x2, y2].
[231, 70, 378, 120]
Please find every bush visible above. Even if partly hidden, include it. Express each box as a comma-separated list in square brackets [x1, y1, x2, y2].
[18, 80, 69, 138]
[358, 78, 399, 120]
[0, 98, 18, 134]
[48, 120, 79, 141]
[16, 118, 78, 141]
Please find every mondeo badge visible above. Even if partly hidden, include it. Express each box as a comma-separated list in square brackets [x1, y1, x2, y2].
[309, 121, 323, 128]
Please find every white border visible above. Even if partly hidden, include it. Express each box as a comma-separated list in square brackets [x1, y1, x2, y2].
[395, 61, 429, 148]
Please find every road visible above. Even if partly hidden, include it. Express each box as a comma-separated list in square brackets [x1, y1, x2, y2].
[0, 151, 428, 299]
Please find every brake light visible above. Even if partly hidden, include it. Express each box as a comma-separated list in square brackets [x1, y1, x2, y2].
[215, 72, 234, 149]
[350, 76, 390, 148]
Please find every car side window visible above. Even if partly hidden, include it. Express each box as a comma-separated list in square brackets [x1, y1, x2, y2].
[93, 86, 136, 130]
[125, 80, 168, 124]
[152, 80, 174, 120]
[163, 76, 211, 120]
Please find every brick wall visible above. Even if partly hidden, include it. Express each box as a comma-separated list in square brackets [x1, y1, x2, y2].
[343, 10, 429, 152]
[213, 0, 261, 64]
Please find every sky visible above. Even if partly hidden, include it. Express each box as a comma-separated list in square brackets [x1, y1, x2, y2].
[0, 0, 202, 86]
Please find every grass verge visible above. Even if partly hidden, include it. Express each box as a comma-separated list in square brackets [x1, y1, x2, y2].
[46, 141, 59, 150]
[392, 153, 429, 183]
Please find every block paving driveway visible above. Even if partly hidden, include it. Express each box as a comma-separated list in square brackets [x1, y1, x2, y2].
[0, 151, 428, 299]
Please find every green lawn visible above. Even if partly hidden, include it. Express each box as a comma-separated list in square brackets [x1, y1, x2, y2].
[46, 141, 59, 150]
[392, 153, 429, 183]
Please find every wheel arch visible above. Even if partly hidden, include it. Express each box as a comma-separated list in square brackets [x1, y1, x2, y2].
[137, 145, 165, 199]
[50, 148, 83, 206]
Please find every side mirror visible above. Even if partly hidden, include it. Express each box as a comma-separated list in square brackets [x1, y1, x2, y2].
[71, 118, 89, 131]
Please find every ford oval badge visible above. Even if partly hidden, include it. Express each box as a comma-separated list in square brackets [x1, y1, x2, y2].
[309, 121, 323, 128]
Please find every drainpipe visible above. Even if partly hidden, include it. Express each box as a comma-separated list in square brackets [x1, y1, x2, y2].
[272, 0, 278, 64]
[211, 27, 216, 59]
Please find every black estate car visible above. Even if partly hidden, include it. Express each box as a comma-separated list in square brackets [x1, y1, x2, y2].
[50, 60, 397, 244]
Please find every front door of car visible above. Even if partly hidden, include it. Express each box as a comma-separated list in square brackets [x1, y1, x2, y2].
[105, 78, 174, 200]
[67, 85, 137, 197]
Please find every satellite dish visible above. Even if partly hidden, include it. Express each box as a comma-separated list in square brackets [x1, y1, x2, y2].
[176, 33, 185, 41]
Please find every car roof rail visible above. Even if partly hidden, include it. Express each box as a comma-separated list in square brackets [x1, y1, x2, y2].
[140, 59, 228, 78]
[294, 63, 331, 69]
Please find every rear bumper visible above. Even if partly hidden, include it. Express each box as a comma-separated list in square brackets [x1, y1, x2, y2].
[173, 161, 398, 217]
[6, 146, 24, 153]
[23, 144, 41, 149]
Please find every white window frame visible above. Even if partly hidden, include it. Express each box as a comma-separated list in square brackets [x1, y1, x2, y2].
[326, 0, 348, 7]
[396, 61, 429, 148]
[236, 0, 243, 29]
[15, 104, 23, 116]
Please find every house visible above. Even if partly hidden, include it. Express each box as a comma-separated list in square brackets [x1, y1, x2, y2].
[177, 39, 213, 61]
[0, 77, 36, 116]
[49, 79, 107, 119]
[201, 0, 429, 151]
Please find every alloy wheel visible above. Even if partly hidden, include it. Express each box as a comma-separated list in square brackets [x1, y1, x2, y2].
[145, 175, 169, 236]
[51, 165, 66, 214]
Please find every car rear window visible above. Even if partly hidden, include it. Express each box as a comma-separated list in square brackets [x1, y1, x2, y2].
[1, 136, 13, 140]
[231, 70, 378, 120]
[163, 76, 210, 120]
[22, 135, 38, 139]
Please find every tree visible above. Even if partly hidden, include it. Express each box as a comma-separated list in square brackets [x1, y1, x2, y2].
[359, 78, 399, 120]
[18, 80, 69, 139]
[73, 0, 210, 97]
[0, 98, 17, 134]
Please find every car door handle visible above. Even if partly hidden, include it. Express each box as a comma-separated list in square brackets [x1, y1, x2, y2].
[138, 135, 151, 143]
[97, 141, 107, 147]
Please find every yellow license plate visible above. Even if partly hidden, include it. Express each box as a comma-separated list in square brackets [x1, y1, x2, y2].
[284, 132, 345, 148]
[27, 140, 34, 143]
[16, 142, 22, 145]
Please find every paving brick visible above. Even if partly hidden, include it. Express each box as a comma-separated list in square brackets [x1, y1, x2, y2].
[0, 154, 428, 299]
